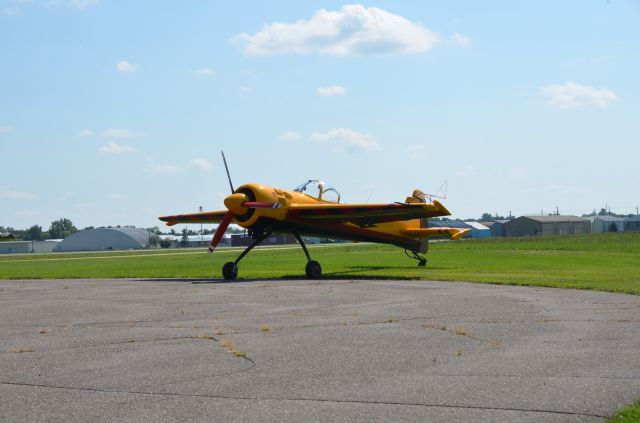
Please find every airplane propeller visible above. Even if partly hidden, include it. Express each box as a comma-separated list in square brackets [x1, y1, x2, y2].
[207, 152, 280, 253]
[209, 211, 234, 252]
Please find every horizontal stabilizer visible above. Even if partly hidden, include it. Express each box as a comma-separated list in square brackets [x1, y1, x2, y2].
[402, 227, 470, 241]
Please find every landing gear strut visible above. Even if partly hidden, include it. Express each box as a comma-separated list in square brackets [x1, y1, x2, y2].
[220, 230, 322, 280]
[294, 232, 322, 279]
[221, 230, 271, 280]
[405, 249, 427, 267]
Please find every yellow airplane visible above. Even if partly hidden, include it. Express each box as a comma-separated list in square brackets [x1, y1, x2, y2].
[160, 153, 469, 280]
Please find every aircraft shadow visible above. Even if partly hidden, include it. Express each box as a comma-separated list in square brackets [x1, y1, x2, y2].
[138, 278, 256, 284]
[139, 265, 449, 284]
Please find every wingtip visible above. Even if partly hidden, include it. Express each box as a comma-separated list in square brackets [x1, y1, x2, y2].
[432, 200, 451, 217]
[159, 215, 178, 226]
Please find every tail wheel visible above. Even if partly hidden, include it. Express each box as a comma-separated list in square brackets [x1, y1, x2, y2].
[222, 262, 238, 280]
[305, 260, 322, 279]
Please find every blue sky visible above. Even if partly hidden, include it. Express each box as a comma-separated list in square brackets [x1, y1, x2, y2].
[1, 1, 639, 231]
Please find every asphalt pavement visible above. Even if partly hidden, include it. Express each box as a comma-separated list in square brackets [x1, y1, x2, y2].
[1, 278, 639, 422]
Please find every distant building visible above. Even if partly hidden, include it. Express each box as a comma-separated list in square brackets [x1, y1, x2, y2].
[431, 219, 492, 238]
[479, 219, 511, 237]
[32, 240, 61, 253]
[429, 219, 470, 229]
[479, 220, 509, 237]
[230, 234, 296, 247]
[465, 221, 491, 238]
[55, 227, 152, 252]
[625, 216, 640, 232]
[505, 215, 591, 237]
[591, 216, 625, 233]
[159, 234, 230, 248]
[0, 241, 30, 254]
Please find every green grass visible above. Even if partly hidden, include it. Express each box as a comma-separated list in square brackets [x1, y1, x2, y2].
[1, 232, 639, 295]
[605, 400, 640, 422]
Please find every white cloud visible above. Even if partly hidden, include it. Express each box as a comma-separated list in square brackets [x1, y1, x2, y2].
[541, 82, 617, 109]
[310, 128, 379, 152]
[80, 128, 140, 138]
[0, 190, 38, 200]
[280, 131, 301, 141]
[189, 158, 214, 171]
[101, 128, 139, 138]
[239, 85, 251, 93]
[317, 85, 347, 96]
[451, 33, 471, 47]
[0, 126, 14, 134]
[195, 68, 215, 76]
[98, 142, 134, 154]
[117, 60, 138, 73]
[109, 193, 127, 201]
[232, 4, 442, 57]
[78, 129, 95, 137]
[150, 164, 184, 174]
[457, 164, 476, 177]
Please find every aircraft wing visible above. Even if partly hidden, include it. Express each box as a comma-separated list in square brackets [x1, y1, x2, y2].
[287, 200, 451, 227]
[159, 210, 229, 226]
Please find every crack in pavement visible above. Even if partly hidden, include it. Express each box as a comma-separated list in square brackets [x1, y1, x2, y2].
[0, 380, 606, 419]
[0, 335, 258, 365]
[0, 320, 168, 329]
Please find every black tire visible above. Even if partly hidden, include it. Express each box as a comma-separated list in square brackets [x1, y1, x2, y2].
[222, 262, 238, 280]
[305, 260, 322, 279]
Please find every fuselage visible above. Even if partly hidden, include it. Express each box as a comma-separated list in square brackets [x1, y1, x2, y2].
[231, 183, 426, 251]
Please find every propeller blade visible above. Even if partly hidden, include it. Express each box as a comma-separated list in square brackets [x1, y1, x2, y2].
[242, 201, 281, 209]
[221, 151, 234, 193]
[208, 211, 233, 253]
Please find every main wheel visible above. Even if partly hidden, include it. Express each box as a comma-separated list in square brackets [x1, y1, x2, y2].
[305, 260, 322, 279]
[222, 262, 238, 280]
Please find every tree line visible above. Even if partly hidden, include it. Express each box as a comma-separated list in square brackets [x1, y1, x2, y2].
[1, 219, 246, 241]
[1, 218, 78, 241]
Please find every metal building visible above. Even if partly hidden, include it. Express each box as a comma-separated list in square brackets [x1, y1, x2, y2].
[479, 219, 511, 237]
[54, 228, 151, 252]
[505, 215, 591, 237]
[230, 234, 296, 247]
[158, 234, 231, 248]
[591, 216, 625, 233]
[0, 241, 30, 254]
[625, 216, 640, 232]
[465, 221, 492, 238]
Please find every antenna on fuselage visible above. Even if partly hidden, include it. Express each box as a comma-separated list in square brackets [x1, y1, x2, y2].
[424, 179, 447, 202]
[221, 150, 235, 193]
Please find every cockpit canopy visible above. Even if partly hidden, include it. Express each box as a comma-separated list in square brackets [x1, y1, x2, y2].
[293, 180, 341, 203]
